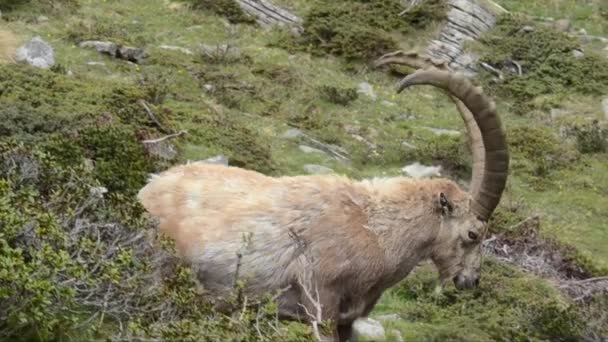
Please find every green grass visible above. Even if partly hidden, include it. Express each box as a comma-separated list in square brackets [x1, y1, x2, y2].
[1, 0, 607, 339]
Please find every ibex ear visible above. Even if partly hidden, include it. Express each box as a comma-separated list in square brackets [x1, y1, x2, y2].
[439, 192, 453, 216]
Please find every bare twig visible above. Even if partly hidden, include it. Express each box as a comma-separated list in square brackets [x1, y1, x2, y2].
[480, 62, 503, 80]
[139, 100, 167, 132]
[142, 130, 187, 144]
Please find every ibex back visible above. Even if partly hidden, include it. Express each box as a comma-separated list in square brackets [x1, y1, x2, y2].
[137, 67, 509, 342]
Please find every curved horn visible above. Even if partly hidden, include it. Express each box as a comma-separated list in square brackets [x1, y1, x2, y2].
[373, 51, 485, 195]
[396, 69, 509, 220]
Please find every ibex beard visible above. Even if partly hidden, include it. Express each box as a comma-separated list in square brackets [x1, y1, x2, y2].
[137, 68, 509, 342]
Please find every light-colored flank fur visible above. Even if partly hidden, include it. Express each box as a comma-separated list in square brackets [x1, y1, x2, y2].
[138, 162, 486, 340]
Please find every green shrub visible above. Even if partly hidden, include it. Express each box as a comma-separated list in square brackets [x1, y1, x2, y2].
[0, 137, 306, 341]
[383, 260, 585, 341]
[405, 134, 471, 176]
[477, 14, 608, 114]
[568, 120, 608, 154]
[318, 85, 359, 106]
[292, 0, 447, 61]
[184, 0, 256, 24]
[508, 125, 579, 181]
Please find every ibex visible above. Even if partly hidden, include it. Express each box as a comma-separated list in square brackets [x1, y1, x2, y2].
[137, 60, 509, 341]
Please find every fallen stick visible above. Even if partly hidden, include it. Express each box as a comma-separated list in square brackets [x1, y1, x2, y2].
[142, 130, 187, 144]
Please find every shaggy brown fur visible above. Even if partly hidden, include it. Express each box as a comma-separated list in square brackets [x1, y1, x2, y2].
[138, 162, 488, 341]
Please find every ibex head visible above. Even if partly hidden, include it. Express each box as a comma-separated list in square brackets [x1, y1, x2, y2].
[376, 51, 509, 289]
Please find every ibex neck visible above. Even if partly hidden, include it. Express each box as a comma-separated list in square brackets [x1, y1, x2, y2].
[360, 178, 442, 285]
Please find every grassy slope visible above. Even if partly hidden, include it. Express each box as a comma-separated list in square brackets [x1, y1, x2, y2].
[1, 0, 607, 340]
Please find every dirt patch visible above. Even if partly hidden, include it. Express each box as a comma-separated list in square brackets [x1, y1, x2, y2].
[484, 215, 608, 303]
[0, 29, 20, 63]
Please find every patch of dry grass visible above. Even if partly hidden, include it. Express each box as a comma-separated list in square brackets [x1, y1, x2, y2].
[0, 29, 19, 63]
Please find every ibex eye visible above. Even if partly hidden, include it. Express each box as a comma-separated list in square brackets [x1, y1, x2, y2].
[468, 231, 479, 240]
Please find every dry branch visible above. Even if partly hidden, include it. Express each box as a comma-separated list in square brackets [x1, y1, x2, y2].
[142, 130, 187, 144]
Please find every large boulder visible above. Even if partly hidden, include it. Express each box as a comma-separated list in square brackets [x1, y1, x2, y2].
[15, 36, 55, 69]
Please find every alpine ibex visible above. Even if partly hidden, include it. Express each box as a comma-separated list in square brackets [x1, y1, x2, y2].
[137, 65, 509, 341]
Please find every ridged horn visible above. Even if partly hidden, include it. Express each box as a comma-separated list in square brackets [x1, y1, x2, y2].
[372, 51, 486, 195]
[396, 69, 509, 220]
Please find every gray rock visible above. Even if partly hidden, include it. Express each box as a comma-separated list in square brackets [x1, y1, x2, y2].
[520, 25, 535, 33]
[424, 127, 461, 136]
[203, 84, 215, 92]
[36, 15, 49, 23]
[79, 40, 119, 57]
[553, 19, 571, 32]
[303, 164, 334, 175]
[572, 49, 584, 59]
[281, 128, 303, 139]
[357, 82, 377, 100]
[159, 44, 193, 55]
[202, 155, 229, 166]
[602, 97, 608, 121]
[89, 186, 108, 199]
[353, 318, 386, 341]
[402, 162, 441, 178]
[299, 145, 325, 154]
[15, 36, 55, 69]
[145, 141, 178, 160]
[118, 45, 147, 63]
[78, 40, 147, 63]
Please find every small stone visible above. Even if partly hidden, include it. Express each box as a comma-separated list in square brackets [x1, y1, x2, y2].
[281, 128, 303, 139]
[90, 186, 108, 198]
[353, 318, 385, 341]
[159, 44, 193, 55]
[572, 49, 584, 59]
[381, 100, 396, 107]
[303, 164, 334, 175]
[15, 36, 55, 69]
[202, 155, 229, 166]
[553, 19, 571, 32]
[36, 15, 49, 23]
[299, 145, 325, 154]
[145, 141, 178, 160]
[357, 82, 377, 100]
[520, 25, 535, 33]
[402, 162, 441, 178]
[203, 84, 215, 92]
[86, 61, 106, 66]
